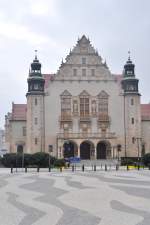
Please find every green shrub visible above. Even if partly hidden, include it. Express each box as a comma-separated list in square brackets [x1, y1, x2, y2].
[32, 152, 56, 167]
[54, 159, 66, 168]
[143, 153, 150, 166]
[2, 152, 56, 168]
[121, 157, 142, 166]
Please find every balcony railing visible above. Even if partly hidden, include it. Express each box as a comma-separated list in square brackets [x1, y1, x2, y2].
[80, 114, 91, 121]
[60, 114, 72, 121]
[57, 132, 116, 139]
[98, 114, 110, 122]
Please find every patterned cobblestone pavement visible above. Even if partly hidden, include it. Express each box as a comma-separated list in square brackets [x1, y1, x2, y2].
[0, 168, 150, 225]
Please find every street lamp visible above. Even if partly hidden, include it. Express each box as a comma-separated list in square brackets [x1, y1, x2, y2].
[135, 137, 142, 162]
[117, 144, 122, 161]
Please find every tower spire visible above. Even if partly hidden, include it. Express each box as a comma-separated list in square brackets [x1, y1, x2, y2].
[128, 50, 131, 61]
[35, 49, 37, 60]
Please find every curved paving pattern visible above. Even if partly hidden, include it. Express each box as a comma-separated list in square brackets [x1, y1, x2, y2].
[0, 169, 150, 225]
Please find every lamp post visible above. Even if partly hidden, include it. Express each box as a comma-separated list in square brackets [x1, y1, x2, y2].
[135, 137, 142, 162]
[117, 144, 122, 161]
[48, 145, 53, 170]
[22, 150, 24, 172]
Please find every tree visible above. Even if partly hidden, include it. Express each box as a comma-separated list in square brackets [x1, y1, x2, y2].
[143, 153, 150, 166]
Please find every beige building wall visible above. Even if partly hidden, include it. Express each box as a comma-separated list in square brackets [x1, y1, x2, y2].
[26, 95, 45, 153]
[142, 120, 150, 153]
[124, 94, 141, 157]
[8, 121, 26, 153]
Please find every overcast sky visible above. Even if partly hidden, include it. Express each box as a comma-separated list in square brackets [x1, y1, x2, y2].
[0, 0, 150, 128]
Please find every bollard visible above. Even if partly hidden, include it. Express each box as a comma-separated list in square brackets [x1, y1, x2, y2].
[60, 167, 62, 172]
[25, 167, 27, 173]
[101, 164, 102, 170]
[94, 165, 96, 171]
[72, 165, 74, 172]
[11, 167, 13, 173]
[138, 165, 140, 170]
[127, 165, 129, 171]
[37, 167, 39, 172]
[105, 164, 107, 171]
[82, 164, 84, 172]
[49, 167, 51, 172]
[116, 164, 119, 171]
[92, 165, 93, 171]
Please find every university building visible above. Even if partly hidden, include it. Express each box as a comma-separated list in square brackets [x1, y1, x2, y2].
[5, 35, 150, 159]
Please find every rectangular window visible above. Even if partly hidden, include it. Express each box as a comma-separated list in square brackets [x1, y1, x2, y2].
[73, 69, 77, 76]
[82, 69, 86, 76]
[61, 97, 71, 119]
[80, 97, 89, 117]
[35, 138, 38, 145]
[91, 69, 95, 76]
[82, 57, 86, 64]
[22, 127, 26, 136]
[35, 117, 38, 125]
[98, 98, 108, 114]
[132, 137, 135, 144]
[35, 98, 37, 105]
[131, 98, 134, 105]
[131, 117, 134, 124]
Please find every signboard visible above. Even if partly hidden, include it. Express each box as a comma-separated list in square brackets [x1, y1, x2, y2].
[69, 157, 81, 163]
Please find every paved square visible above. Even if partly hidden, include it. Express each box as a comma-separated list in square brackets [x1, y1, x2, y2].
[0, 168, 150, 225]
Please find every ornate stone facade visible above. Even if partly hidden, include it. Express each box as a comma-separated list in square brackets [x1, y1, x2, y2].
[5, 35, 150, 159]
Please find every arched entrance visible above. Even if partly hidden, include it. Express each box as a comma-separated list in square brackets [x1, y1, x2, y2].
[97, 141, 111, 159]
[80, 141, 94, 160]
[17, 145, 23, 154]
[63, 141, 77, 158]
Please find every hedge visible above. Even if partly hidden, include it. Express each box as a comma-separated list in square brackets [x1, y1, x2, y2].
[2, 152, 56, 168]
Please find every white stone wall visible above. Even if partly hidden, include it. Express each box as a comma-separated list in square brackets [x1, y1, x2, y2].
[44, 78, 125, 157]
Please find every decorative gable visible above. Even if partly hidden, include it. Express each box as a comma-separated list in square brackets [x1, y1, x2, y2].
[79, 90, 90, 96]
[60, 90, 72, 97]
[97, 90, 109, 98]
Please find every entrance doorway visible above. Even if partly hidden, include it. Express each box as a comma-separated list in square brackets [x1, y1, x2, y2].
[17, 145, 23, 154]
[63, 141, 77, 158]
[97, 141, 111, 159]
[80, 141, 94, 160]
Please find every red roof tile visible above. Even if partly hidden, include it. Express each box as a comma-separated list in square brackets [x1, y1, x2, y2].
[141, 104, 150, 120]
[11, 103, 27, 121]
